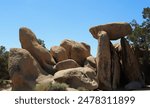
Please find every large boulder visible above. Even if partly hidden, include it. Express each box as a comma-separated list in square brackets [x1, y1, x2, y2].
[8, 48, 47, 91]
[120, 38, 144, 83]
[96, 31, 112, 90]
[50, 46, 68, 63]
[54, 59, 80, 71]
[60, 39, 91, 66]
[54, 67, 98, 90]
[89, 22, 132, 40]
[19, 27, 56, 73]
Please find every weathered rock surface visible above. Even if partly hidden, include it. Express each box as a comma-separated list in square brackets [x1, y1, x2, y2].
[19, 27, 56, 73]
[96, 31, 112, 90]
[54, 67, 98, 90]
[8, 48, 47, 91]
[50, 46, 68, 63]
[54, 59, 80, 71]
[120, 38, 144, 83]
[89, 22, 132, 40]
[84, 56, 96, 72]
[110, 43, 120, 89]
[60, 39, 91, 66]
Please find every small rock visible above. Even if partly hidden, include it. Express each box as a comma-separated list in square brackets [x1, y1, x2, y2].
[84, 56, 96, 72]
[54, 59, 80, 71]
[50, 46, 68, 63]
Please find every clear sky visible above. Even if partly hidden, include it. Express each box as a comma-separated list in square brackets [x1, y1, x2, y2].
[0, 0, 149, 56]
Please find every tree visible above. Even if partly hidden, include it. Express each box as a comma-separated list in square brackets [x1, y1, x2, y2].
[128, 7, 150, 64]
[0, 46, 9, 80]
[128, 7, 150, 84]
[37, 38, 46, 48]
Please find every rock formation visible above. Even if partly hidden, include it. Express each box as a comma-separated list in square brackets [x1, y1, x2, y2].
[90, 22, 144, 90]
[8, 22, 146, 91]
[19, 27, 56, 74]
[60, 39, 91, 66]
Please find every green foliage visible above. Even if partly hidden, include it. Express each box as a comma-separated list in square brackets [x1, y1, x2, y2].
[37, 38, 46, 48]
[0, 46, 9, 80]
[128, 7, 150, 84]
[35, 82, 68, 91]
[128, 7, 150, 64]
[48, 82, 68, 91]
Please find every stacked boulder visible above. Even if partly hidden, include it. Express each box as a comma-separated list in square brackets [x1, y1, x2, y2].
[89, 22, 144, 90]
[8, 27, 98, 91]
[8, 22, 145, 91]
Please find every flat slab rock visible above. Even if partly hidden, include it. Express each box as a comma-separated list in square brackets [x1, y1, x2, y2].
[89, 22, 132, 40]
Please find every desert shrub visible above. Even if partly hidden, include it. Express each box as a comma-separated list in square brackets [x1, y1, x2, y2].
[0, 46, 9, 80]
[35, 82, 68, 91]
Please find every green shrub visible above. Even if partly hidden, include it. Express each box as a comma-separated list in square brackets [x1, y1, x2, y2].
[35, 82, 68, 91]
[0, 46, 9, 80]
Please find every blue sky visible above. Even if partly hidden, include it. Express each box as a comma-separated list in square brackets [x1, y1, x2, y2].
[0, 0, 149, 56]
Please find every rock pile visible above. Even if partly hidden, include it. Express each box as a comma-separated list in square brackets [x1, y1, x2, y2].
[8, 22, 145, 91]
[9, 27, 97, 91]
[89, 22, 144, 90]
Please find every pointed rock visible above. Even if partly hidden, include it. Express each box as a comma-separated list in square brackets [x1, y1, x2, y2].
[19, 27, 56, 73]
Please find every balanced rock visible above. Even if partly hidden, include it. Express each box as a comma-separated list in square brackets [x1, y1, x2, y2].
[19, 27, 56, 73]
[54, 67, 98, 90]
[50, 46, 68, 63]
[60, 39, 91, 66]
[54, 59, 80, 71]
[8, 48, 47, 91]
[84, 56, 96, 72]
[120, 38, 144, 83]
[96, 31, 112, 90]
[89, 22, 132, 40]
